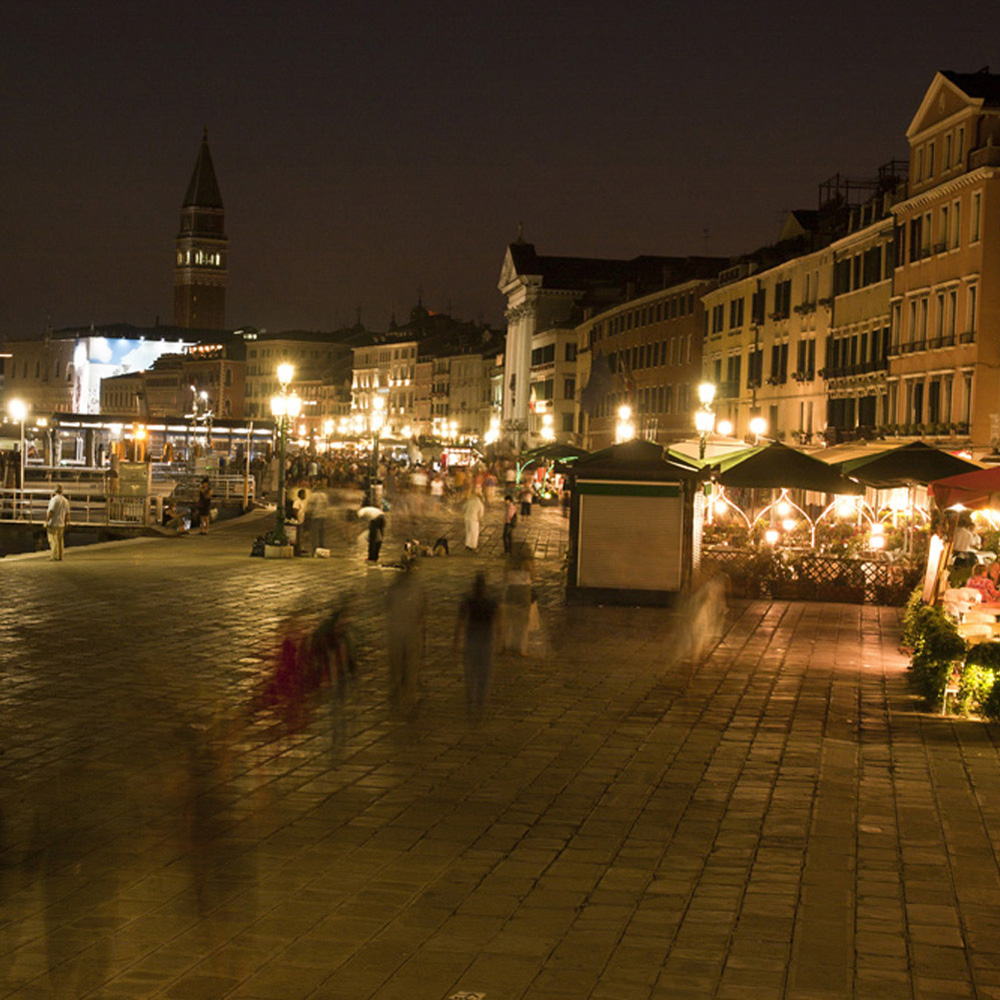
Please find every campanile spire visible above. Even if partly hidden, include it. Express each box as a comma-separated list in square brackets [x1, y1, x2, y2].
[173, 131, 227, 329]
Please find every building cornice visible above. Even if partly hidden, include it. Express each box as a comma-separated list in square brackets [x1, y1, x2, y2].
[891, 166, 997, 214]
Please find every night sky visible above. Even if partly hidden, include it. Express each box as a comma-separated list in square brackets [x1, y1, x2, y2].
[3, 1, 1000, 338]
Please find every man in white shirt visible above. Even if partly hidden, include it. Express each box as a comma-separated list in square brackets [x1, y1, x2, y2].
[45, 485, 71, 561]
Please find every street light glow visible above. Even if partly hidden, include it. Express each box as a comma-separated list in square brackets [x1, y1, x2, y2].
[697, 382, 716, 407]
[7, 398, 27, 423]
[277, 362, 294, 387]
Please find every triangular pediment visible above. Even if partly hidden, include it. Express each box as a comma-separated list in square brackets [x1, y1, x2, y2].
[499, 246, 518, 289]
[907, 72, 980, 139]
[498, 241, 541, 291]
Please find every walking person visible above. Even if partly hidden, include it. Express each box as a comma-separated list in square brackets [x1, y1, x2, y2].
[385, 561, 427, 712]
[455, 572, 499, 714]
[502, 494, 518, 555]
[502, 542, 536, 655]
[304, 488, 328, 556]
[367, 509, 386, 563]
[519, 481, 533, 518]
[45, 485, 71, 561]
[463, 489, 485, 552]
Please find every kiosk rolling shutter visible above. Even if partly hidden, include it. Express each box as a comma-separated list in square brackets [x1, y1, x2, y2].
[576, 480, 684, 591]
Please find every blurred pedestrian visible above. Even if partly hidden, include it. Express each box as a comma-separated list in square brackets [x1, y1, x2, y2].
[293, 488, 309, 555]
[386, 560, 427, 711]
[45, 485, 71, 561]
[502, 494, 517, 554]
[502, 542, 535, 655]
[456, 572, 499, 713]
[463, 490, 485, 551]
[519, 481, 533, 517]
[303, 488, 329, 555]
[368, 510, 386, 563]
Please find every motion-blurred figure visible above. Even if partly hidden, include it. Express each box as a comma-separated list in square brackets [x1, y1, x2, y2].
[682, 571, 728, 662]
[456, 573, 499, 713]
[502, 494, 517, 555]
[502, 542, 535, 655]
[385, 560, 427, 711]
[463, 490, 485, 551]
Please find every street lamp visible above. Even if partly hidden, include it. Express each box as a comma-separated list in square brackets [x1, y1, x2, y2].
[541, 412, 555, 442]
[7, 398, 27, 492]
[695, 382, 717, 460]
[749, 414, 768, 445]
[615, 404, 635, 444]
[270, 364, 301, 543]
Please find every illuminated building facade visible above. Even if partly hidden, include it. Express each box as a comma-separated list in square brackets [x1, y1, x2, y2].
[888, 70, 1000, 448]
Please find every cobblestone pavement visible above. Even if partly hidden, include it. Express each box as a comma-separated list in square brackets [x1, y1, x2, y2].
[3, 500, 1000, 999]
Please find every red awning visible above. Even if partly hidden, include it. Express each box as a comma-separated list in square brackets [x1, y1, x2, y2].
[930, 465, 1000, 510]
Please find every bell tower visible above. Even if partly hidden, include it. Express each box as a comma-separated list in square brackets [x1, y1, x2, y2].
[173, 129, 227, 330]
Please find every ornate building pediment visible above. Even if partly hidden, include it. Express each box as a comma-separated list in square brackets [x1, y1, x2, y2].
[907, 71, 982, 139]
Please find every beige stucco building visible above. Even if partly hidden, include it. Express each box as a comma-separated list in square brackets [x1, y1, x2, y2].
[577, 279, 715, 451]
[701, 233, 833, 444]
[888, 70, 1000, 449]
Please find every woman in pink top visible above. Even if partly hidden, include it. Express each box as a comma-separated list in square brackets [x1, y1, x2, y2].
[967, 563, 1000, 603]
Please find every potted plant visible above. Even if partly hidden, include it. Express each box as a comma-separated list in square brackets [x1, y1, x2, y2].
[262, 527, 295, 559]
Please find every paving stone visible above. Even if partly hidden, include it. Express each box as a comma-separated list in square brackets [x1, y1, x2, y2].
[4, 508, 1000, 997]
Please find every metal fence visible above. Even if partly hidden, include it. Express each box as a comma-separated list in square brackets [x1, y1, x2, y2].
[702, 548, 921, 605]
[2, 470, 254, 528]
[0, 488, 153, 526]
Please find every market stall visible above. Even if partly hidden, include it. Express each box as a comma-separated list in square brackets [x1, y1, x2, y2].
[564, 439, 701, 605]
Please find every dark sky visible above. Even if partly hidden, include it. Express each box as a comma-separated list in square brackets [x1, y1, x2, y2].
[3, 1, 1000, 338]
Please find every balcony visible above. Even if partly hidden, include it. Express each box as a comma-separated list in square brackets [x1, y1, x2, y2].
[971, 145, 1000, 169]
[820, 359, 889, 379]
[926, 334, 957, 350]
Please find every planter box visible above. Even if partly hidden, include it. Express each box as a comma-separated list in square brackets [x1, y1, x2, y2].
[264, 544, 295, 559]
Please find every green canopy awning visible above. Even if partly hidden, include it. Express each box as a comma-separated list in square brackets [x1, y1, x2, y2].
[715, 441, 864, 494]
[833, 440, 979, 488]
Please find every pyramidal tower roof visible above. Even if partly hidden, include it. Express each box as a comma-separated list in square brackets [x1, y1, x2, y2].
[183, 128, 223, 210]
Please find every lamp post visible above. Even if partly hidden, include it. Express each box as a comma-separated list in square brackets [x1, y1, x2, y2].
[695, 382, 717, 460]
[270, 364, 300, 543]
[368, 393, 385, 505]
[7, 398, 27, 493]
[749, 414, 768, 446]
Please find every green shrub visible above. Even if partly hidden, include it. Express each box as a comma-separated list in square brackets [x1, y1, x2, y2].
[964, 643, 1000, 670]
[909, 604, 966, 707]
[981, 684, 1000, 723]
[957, 663, 997, 715]
[900, 588, 925, 648]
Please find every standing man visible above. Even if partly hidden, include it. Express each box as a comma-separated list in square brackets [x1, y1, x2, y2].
[45, 485, 71, 561]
